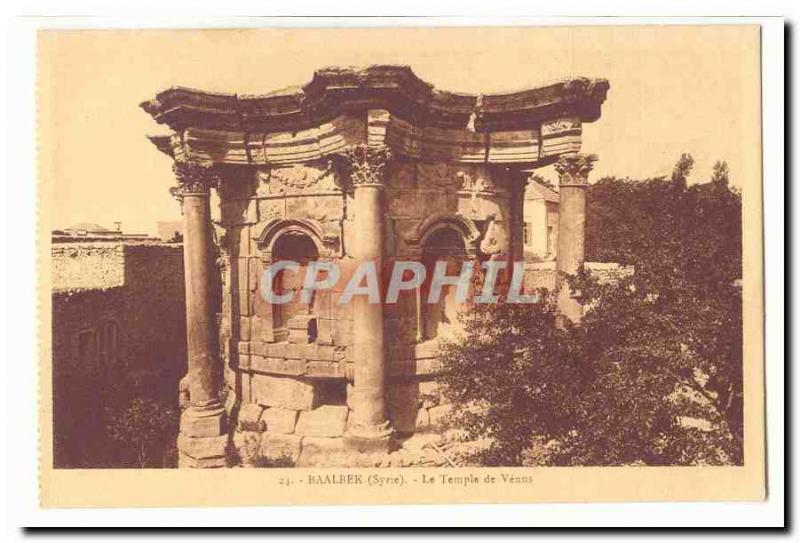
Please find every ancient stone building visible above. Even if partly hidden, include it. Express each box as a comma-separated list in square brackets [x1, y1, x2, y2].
[141, 65, 609, 467]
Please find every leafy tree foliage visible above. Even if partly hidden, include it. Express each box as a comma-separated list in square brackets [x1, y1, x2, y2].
[439, 155, 743, 466]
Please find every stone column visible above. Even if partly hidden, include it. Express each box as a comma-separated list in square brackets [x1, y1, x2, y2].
[338, 144, 394, 452]
[172, 158, 228, 468]
[554, 154, 596, 324]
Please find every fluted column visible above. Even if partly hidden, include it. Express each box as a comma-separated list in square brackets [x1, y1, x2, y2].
[554, 154, 596, 324]
[172, 158, 227, 468]
[338, 144, 394, 452]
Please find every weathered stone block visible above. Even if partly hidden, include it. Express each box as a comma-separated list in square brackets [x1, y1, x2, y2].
[235, 257, 249, 290]
[238, 289, 253, 316]
[237, 225, 252, 258]
[305, 360, 345, 379]
[297, 437, 349, 467]
[316, 345, 335, 361]
[415, 340, 440, 359]
[178, 452, 227, 468]
[288, 329, 311, 344]
[288, 314, 315, 330]
[316, 318, 334, 345]
[250, 355, 305, 376]
[259, 432, 303, 462]
[239, 353, 252, 370]
[240, 372, 252, 404]
[238, 403, 265, 432]
[295, 405, 349, 437]
[248, 257, 263, 292]
[233, 430, 262, 465]
[251, 374, 319, 411]
[239, 316, 251, 341]
[251, 315, 267, 342]
[252, 287, 273, 319]
[262, 407, 298, 434]
[177, 433, 227, 460]
[180, 409, 226, 438]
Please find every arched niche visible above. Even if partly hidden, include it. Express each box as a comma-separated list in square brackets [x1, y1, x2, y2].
[254, 219, 330, 343]
[255, 218, 334, 262]
[407, 213, 481, 258]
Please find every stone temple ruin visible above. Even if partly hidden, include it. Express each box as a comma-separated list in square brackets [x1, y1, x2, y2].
[141, 65, 609, 467]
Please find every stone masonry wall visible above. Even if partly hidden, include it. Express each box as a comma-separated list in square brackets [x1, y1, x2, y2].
[52, 243, 125, 291]
[224, 159, 513, 465]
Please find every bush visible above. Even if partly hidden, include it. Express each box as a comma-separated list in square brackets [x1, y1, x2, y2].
[105, 396, 179, 468]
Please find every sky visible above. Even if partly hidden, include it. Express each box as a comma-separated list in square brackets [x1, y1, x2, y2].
[39, 25, 761, 235]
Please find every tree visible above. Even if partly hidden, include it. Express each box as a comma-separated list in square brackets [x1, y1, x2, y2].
[439, 155, 743, 466]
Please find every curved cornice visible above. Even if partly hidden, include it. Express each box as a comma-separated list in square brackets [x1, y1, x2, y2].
[140, 65, 609, 133]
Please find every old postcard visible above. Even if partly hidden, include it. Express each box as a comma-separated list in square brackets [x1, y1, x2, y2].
[38, 24, 765, 507]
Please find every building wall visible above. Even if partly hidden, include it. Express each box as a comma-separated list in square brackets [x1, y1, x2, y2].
[523, 199, 547, 258]
[522, 199, 559, 261]
[51, 242, 186, 467]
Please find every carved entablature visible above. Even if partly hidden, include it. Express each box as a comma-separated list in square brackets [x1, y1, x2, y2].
[541, 116, 581, 137]
[169, 157, 221, 201]
[255, 161, 339, 196]
[143, 66, 608, 170]
[539, 116, 583, 159]
[554, 153, 598, 186]
[333, 144, 392, 188]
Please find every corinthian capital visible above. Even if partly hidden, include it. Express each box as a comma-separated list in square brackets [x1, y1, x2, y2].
[554, 153, 598, 186]
[169, 157, 220, 200]
[334, 144, 391, 188]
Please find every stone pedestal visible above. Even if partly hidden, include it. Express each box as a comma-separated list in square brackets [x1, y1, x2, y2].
[555, 154, 596, 324]
[338, 144, 394, 452]
[173, 159, 227, 468]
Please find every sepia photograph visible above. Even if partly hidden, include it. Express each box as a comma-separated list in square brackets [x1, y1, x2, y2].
[33, 22, 769, 509]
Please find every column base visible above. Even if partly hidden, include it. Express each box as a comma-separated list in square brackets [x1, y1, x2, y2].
[178, 403, 228, 468]
[177, 433, 228, 468]
[178, 451, 227, 468]
[344, 421, 394, 454]
[180, 403, 227, 437]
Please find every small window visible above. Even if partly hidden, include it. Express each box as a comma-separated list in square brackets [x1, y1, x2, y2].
[523, 222, 532, 245]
